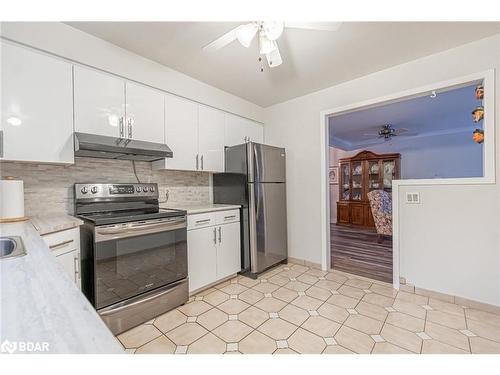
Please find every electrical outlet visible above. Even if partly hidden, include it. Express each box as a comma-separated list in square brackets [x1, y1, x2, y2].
[159, 188, 169, 203]
[405, 192, 420, 204]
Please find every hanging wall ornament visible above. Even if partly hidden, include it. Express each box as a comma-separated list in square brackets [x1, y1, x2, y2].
[473, 129, 484, 144]
[472, 106, 484, 123]
[475, 85, 484, 100]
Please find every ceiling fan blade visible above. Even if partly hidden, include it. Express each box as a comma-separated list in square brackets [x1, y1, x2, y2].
[284, 22, 342, 31]
[203, 26, 240, 52]
[394, 128, 418, 136]
[266, 46, 282, 68]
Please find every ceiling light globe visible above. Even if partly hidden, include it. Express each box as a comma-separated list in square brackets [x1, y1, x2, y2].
[259, 34, 277, 55]
[263, 22, 284, 41]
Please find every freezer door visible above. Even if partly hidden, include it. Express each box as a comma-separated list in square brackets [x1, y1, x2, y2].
[249, 182, 288, 273]
[252, 143, 286, 183]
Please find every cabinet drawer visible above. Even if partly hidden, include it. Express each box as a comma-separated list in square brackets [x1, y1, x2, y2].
[215, 209, 240, 225]
[187, 212, 216, 230]
[42, 227, 80, 256]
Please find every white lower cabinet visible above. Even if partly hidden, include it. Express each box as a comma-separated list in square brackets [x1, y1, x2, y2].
[216, 222, 241, 280]
[41, 227, 81, 288]
[187, 226, 218, 292]
[187, 210, 241, 293]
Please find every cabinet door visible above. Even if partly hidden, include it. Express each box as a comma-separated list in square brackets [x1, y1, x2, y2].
[198, 106, 225, 172]
[160, 95, 199, 171]
[74, 66, 125, 137]
[224, 113, 249, 146]
[125, 82, 165, 143]
[55, 249, 78, 285]
[351, 204, 365, 226]
[1, 41, 74, 163]
[246, 120, 264, 143]
[365, 204, 375, 228]
[337, 203, 350, 224]
[216, 222, 241, 279]
[187, 227, 217, 292]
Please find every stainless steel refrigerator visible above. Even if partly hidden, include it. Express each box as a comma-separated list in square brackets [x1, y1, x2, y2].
[213, 142, 288, 277]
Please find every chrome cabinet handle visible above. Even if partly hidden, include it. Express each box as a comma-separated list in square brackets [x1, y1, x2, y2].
[196, 154, 199, 170]
[119, 117, 124, 138]
[74, 252, 80, 283]
[0, 130, 3, 158]
[213, 227, 217, 245]
[201, 155, 204, 170]
[195, 219, 211, 224]
[224, 215, 236, 220]
[218, 227, 221, 244]
[127, 118, 133, 138]
[49, 239, 74, 250]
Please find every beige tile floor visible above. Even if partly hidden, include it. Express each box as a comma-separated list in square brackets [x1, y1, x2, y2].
[117, 262, 500, 354]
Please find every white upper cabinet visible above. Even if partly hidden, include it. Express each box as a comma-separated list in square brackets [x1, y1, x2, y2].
[224, 113, 264, 146]
[246, 120, 264, 144]
[198, 106, 225, 172]
[74, 66, 126, 138]
[156, 94, 198, 171]
[1, 41, 74, 164]
[125, 82, 165, 143]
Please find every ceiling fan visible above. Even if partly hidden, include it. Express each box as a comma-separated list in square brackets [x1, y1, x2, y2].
[363, 124, 418, 141]
[203, 22, 342, 70]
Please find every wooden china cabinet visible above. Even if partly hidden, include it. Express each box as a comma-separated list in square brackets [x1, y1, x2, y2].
[337, 150, 400, 228]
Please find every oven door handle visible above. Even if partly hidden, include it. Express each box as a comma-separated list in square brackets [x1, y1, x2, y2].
[99, 279, 186, 316]
[95, 218, 186, 242]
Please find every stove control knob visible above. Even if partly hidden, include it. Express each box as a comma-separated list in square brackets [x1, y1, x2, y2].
[81, 186, 88, 194]
[136, 186, 141, 193]
[91, 186, 98, 194]
[149, 186, 155, 192]
[143, 186, 148, 192]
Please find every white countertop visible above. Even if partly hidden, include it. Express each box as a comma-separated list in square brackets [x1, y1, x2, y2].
[161, 202, 241, 215]
[0, 221, 123, 354]
[31, 214, 83, 235]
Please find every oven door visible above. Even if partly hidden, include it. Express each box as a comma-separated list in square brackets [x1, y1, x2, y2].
[93, 216, 187, 309]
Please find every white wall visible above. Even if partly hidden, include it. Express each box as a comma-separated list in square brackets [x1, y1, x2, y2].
[0, 22, 264, 123]
[264, 34, 500, 306]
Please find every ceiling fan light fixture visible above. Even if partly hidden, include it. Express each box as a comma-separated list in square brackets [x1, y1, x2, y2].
[262, 21, 284, 41]
[259, 33, 277, 55]
[236, 23, 258, 48]
[266, 48, 282, 68]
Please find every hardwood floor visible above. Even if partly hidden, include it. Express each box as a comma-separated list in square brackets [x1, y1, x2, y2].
[330, 224, 393, 283]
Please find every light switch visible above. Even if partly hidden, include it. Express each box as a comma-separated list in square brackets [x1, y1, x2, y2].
[405, 192, 420, 204]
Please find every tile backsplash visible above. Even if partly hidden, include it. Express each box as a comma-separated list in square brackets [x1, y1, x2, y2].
[0, 157, 211, 217]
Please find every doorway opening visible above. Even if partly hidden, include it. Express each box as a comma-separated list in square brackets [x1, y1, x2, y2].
[327, 81, 485, 283]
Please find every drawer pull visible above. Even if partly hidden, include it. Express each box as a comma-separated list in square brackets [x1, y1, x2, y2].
[195, 219, 211, 224]
[224, 215, 236, 220]
[49, 239, 74, 250]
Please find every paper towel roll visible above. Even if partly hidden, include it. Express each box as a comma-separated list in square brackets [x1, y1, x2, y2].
[0, 179, 25, 220]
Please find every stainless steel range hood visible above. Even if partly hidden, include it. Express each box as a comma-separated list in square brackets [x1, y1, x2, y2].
[74, 132, 173, 162]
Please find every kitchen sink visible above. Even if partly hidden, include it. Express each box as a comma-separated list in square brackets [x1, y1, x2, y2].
[0, 236, 26, 259]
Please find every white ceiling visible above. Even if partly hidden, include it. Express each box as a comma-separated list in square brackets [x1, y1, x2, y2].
[66, 22, 500, 107]
[329, 83, 479, 150]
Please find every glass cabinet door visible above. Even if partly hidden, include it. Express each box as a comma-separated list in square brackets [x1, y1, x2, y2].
[382, 160, 396, 191]
[351, 161, 363, 201]
[340, 163, 350, 200]
[368, 160, 381, 194]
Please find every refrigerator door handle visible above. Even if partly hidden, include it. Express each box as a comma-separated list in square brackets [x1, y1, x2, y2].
[248, 183, 258, 273]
